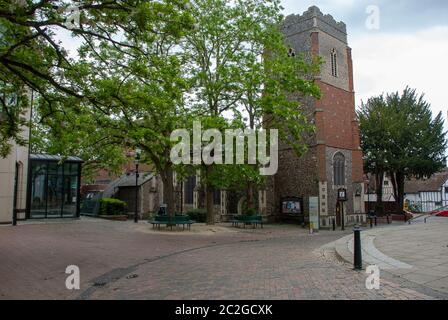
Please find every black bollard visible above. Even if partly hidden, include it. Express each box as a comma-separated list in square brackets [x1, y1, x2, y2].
[332, 218, 336, 231]
[353, 227, 362, 270]
[374, 216, 377, 226]
[369, 217, 373, 228]
[387, 215, 390, 224]
[12, 209, 17, 226]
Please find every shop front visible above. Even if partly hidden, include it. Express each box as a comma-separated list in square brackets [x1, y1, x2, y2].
[26, 154, 82, 219]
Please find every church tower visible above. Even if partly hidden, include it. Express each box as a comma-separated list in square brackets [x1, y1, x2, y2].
[264, 6, 365, 228]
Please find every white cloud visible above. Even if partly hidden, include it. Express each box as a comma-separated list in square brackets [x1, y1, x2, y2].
[352, 26, 448, 134]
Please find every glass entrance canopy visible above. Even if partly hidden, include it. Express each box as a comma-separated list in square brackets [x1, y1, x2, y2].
[27, 154, 82, 219]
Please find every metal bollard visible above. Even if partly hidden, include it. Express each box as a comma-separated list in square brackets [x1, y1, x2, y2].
[332, 218, 336, 231]
[369, 217, 373, 228]
[353, 226, 362, 270]
[387, 215, 390, 224]
[12, 209, 17, 226]
[374, 216, 377, 226]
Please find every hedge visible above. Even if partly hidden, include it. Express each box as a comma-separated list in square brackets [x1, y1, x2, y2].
[186, 209, 206, 223]
[100, 198, 127, 216]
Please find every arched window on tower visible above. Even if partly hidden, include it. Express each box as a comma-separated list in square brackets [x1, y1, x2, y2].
[330, 49, 338, 77]
[333, 152, 345, 186]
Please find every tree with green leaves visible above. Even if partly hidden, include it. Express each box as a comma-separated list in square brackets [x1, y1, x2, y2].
[27, 0, 194, 217]
[359, 87, 447, 214]
[25, 0, 320, 224]
[183, 0, 320, 223]
[1, 0, 192, 157]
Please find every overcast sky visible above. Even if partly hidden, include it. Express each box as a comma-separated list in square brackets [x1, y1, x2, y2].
[282, 0, 448, 134]
[57, 1, 447, 135]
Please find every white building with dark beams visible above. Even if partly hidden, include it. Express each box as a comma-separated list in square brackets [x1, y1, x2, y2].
[404, 169, 448, 212]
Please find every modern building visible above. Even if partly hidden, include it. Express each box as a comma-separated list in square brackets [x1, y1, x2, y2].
[26, 154, 83, 219]
[0, 92, 30, 224]
[0, 89, 84, 223]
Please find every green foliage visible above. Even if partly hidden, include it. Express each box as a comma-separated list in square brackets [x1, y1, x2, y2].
[1, 0, 193, 157]
[100, 198, 127, 216]
[359, 87, 447, 177]
[408, 202, 422, 213]
[183, 0, 320, 220]
[244, 207, 257, 216]
[4, 0, 321, 223]
[358, 87, 447, 213]
[186, 208, 206, 222]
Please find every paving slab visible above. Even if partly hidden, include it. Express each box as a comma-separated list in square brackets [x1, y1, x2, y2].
[330, 217, 448, 298]
[0, 217, 438, 300]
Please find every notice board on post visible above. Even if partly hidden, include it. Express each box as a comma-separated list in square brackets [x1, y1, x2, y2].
[309, 196, 319, 232]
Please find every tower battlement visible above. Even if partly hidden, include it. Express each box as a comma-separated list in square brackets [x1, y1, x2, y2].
[281, 6, 347, 43]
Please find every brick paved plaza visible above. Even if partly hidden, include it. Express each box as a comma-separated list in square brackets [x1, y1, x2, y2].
[1, 218, 447, 300]
[332, 217, 448, 297]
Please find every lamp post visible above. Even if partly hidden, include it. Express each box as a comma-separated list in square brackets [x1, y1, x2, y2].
[134, 148, 141, 223]
[367, 180, 370, 215]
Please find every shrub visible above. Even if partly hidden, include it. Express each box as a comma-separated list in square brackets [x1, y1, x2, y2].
[244, 207, 257, 216]
[100, 198, 127, 216]
[186, 209, 207, 222]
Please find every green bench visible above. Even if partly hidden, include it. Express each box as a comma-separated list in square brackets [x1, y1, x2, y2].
[148, 215, 195, 230]
[230, 215, 263, 229]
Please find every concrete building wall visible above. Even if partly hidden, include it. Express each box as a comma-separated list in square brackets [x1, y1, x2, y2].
[0, 108, 30, 224]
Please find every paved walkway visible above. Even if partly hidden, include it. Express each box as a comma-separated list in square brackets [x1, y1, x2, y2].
[0, 217, 441, 300]
[331, 217, 448, 298]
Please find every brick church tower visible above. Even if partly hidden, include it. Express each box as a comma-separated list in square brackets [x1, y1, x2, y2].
[263, 6, 365, 228]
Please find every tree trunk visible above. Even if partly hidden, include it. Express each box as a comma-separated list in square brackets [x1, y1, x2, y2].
[246, 182, 254, 211]
[161, 165, 175, 217]
[374, 171, 384, 215]
[205, 165, 215, 225]
[396, 171, 405, 214]
[390, 171, 405, 214]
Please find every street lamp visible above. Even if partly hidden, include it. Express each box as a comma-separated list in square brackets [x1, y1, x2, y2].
[366, 180, 370, 214]
[134, 148, 141, 223]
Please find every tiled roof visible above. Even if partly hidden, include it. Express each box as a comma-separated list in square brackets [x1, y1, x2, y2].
[116, 172, 154, 187]
[404, 169, 448, 194]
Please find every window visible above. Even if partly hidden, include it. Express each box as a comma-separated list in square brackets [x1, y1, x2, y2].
[213, 189, 221, 205]
[445, 186, 448, 194]
[333, 152, 345, 186]
[28, 158, 81, 219]
[330, 49, 338, 77]
[184, 176, 196, 205]
[384, 180, 389, 186]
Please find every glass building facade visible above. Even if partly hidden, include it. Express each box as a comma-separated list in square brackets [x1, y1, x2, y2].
[26, 154, 82, 219]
